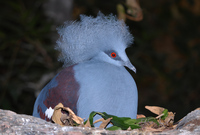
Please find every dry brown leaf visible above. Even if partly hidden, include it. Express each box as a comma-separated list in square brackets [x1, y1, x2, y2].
[52, 103, 64, 126]
[144, 126, 165, 132]
[84, 117, 112, 128]
[52, 103, 84, 127]
[145, 106, 176, 129]
[156, 113, 164, 119]
[172, 124, 177, 129]
[84, 118, 91, 128]
[157, 112, 175, 127]
[99, 117, 112, 129]
[93, 118, 104, 124]
[91, 118, 113, 128]
[195, 107, 200, 110]
[164, 112, 175, 127]
[156, 112, 175, 128]
[60, 114, 73, 126]
[140, 121, 159, 129]
[137, 114, 146, 119]
[65, 106, 83, 125]
[145, 106, 165, 115]
[127, 126, 132, 131]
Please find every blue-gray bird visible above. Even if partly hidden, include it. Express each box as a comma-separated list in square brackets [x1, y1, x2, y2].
[33, 12, 138, 122]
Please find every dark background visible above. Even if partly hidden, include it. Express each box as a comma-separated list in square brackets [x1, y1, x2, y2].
[0, 0, 199, 122]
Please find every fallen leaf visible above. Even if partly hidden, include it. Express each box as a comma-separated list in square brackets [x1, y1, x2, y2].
[139, 120, 159, 129]
[137, 114, 146, 119]
[127, 126, 132, 131]
[145, 106, 175, 129]
[144, 126, 165, 132]
[156, 111, 175, 128]
[52, 103, 84, 127]
[164, 112, 175, 127]
[52, 103, 64, 126]
[65, 107, 83, 125]
[99, 117, 113, 128]
[93, 118, 104, 124]
[84, 118, 91, 128]
[60, 113, 73, 126]
[145, 106, 165, 115]
[156, 113, 164, 119]
[195, 107, 200, 110]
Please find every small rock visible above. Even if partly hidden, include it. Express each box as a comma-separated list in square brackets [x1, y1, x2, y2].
[176, 109, 200, 133]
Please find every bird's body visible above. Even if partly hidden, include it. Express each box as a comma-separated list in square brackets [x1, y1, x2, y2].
[33, 60, 137, 120]
[33, 12, 138, 122]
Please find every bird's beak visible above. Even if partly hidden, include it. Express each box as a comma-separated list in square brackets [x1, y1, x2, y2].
[124, 61, 136, 73]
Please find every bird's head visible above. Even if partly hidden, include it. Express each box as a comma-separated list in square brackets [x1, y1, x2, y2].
[92, 45, 136, 73]
[56, 12, 136, 73]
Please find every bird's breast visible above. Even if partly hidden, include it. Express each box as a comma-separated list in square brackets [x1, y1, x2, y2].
[73, 61, 138, 119]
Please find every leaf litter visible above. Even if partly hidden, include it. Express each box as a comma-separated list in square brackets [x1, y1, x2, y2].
[50, 103, 189, 132]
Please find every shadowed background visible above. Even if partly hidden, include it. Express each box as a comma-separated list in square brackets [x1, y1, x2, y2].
[0, 0, 199, 122]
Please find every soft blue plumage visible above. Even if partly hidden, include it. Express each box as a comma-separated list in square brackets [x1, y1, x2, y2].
[56, 12, 133, 67]
[33, 12, 138, 125]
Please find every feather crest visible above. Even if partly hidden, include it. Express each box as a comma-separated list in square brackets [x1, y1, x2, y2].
[55, 12, 133, 67]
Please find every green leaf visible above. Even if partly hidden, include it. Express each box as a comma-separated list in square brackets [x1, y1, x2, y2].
[88, 111, 98, 127]
[161, 109, 168, 120]
[124, 119, 139, 125]
[96, 112, 140, 130]
[99, 112, 131, 129]
[85, 111, 160, 130]
[106, 126, 122, 131]
[146, 117, 159, 126]
[125, 117, 159, 126]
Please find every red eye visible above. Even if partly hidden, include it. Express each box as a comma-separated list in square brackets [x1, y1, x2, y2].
[111, 52, 117, 58]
